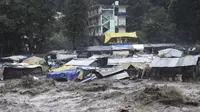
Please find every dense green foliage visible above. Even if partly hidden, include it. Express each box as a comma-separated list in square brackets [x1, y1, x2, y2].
[0, 0, 200, 55]
[169, 0, 200, 43]
[0, 0, 56, 54]
[63, 0, 88, 50]
[125, 0, 200, 43]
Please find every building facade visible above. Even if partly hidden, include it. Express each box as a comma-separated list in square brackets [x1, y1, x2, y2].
[88, 2, 127, 37]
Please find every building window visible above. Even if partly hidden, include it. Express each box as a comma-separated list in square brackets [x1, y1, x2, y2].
[115, 28, 119, 33]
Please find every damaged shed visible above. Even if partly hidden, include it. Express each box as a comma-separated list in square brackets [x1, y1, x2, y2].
[66, 55, 109, 67]
[3, 63, 42, 80]
[150, 55, 200, 81]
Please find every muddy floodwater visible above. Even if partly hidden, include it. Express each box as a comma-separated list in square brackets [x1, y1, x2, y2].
[0, 77, 200, 112]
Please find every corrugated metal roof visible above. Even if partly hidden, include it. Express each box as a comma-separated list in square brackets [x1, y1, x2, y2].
[113, 51, 130, 56]
[78, 66, 99, 70]
[158, 48, 183, 58]
[107, 71, 129, 80]
[150, 58, 179, 67]
[150, 55, 200, 68]
[66, 59, 97, 66]
[133, 54, 155, 58]
[87, 46, 112, 51]
[108, 57, 152, 65]
[144, 44, 176, 48]
[48, 50, 73, 54]
[2, 55, 27, 61]
[111, 45, 133, 50]
[97, 67, 124, 77]
[132, 44, 144, 50]
[89, 55, 110, 59]
[176, 56, 199, 67]
[56, 54, 77, 60]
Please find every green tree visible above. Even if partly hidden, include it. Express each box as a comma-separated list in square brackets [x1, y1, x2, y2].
[0, 0, 56, 54]
[123, 0, 176, 43]
[63, 0, 88, 50]
[141, 6, 176, 43]
[126, 0, 151, 32]
[169, 0, 200, 43]
[0, 0, 21, 55]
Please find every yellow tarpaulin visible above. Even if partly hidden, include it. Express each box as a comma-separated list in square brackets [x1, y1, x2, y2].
[78, 70, 84, 80]
[22, 56, 45, 65]
[104, 32, 138, 43]
[50, 65, 77, 72]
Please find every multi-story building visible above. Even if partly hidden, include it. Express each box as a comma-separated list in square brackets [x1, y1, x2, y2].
[115, 5, 127, 33]
[88, 1, 127, 37]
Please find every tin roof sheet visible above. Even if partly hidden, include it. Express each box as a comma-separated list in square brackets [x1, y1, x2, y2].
[66, 59, 97, 66]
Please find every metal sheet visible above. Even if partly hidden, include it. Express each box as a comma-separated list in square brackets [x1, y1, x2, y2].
[66, 59, 97, 66]
[87, 46, 112, 51]
[158, 48, 183, 58]
[111, 45, 133, 50]
[89, 55, 110, 59]
[108, 57, 152, 65]
[113, 51, 130, 56]
[56, 54, 77, 60]
[144, 44, 176, 48]
[2, 55, 27, 61]
[150, 55, 200, 68]
[132, 44, 144, 50]
[78, 66, 99, 70]
[48, 50, 73, 54]
[107, 71, 129, 80]
[177, 56, 199, 67]
[133, 54, 155, 58]
[150, 58, 179, 67]
[97, 67, 124, 77]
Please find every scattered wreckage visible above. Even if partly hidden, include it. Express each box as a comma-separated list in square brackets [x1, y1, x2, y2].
[1, 44, 200, 82]
[0, 55, 47, 80]
[47, 44, 200, 82]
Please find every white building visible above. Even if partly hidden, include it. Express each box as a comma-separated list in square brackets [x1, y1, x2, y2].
[88, 2, 127, 37]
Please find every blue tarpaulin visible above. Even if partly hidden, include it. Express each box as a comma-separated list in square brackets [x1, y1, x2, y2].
[20, 54, 32, 58]
[46, 68, 80, 81]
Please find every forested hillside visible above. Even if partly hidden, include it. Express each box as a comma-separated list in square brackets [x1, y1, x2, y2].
[124, 0, 200, 44]
[0, 0, 200, 54]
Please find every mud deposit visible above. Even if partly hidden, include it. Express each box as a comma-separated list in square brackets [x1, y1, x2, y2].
[1, 77, 200, 112]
